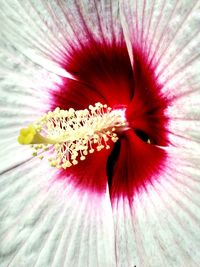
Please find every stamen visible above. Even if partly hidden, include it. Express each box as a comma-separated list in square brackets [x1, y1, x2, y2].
[18, 103, 128, 169]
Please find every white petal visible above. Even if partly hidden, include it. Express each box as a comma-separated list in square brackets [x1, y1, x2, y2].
[0, 1, 119, 266]
[113, 177, 200, 266]
[118, 0, 200, 266]
[0, 160, 116, 266]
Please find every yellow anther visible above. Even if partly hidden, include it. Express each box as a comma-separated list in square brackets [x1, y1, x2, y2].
[18, 103, 128, 169]
[83, 150, 88, 156]
[62, 161, 72, 169]
[50, 161, 57, 167]
[72, 160, 78, 165]
[97, 146, 102, 151]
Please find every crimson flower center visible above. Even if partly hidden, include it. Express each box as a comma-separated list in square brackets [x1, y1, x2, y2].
[21, 41, 170, 200]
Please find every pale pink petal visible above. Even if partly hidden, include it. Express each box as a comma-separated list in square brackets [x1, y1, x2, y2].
[0, 0, 200, 267]
[116, 0, 200, 266]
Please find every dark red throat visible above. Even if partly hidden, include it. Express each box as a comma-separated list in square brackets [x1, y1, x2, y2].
[50, 40, 170, 203]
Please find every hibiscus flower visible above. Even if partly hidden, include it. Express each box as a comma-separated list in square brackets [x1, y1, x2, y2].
[0, 0, 200, 266]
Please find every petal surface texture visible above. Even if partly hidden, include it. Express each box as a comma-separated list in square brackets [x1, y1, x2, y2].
[0, 0, 200, 267]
